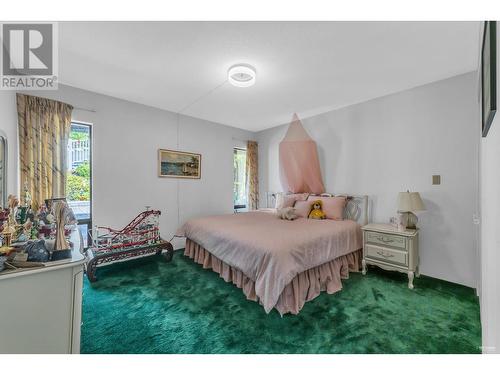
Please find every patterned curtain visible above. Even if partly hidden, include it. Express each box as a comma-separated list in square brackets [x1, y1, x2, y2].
[246, 140, 259, 210]
[17, 94, 73, 210]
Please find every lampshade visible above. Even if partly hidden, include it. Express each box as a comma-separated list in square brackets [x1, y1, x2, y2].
[398, 191, 425, 212]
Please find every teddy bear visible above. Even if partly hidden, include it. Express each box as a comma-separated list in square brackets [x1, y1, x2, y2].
[308, 200, 326, 220]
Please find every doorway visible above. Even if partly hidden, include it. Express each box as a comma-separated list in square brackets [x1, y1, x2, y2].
[67, 122, 92, 248]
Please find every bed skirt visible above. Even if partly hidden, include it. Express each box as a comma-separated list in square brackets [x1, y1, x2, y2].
[184, 238, 362, 315]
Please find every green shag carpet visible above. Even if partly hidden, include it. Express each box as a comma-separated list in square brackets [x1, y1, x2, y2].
[81, 251, 481, 354]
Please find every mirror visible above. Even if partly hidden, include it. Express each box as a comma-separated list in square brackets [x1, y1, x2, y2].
[0, 133, 6, 208]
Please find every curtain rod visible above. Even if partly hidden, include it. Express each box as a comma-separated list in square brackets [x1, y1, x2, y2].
[73, 106, 96, 113]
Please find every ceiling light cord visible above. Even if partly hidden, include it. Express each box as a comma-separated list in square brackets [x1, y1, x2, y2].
[177, 79, 228, 115]
[175, 78, 229, 150]
[172, 78, 228, 243]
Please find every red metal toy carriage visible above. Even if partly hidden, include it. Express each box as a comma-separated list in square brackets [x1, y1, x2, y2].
[85, 208, 173, 282]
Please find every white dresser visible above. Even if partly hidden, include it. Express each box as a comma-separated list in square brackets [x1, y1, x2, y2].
[361, 223, 419, 289]
[0, 232, 85, 354]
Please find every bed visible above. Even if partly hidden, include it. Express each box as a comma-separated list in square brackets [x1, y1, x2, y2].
[178, 195, 368, 315]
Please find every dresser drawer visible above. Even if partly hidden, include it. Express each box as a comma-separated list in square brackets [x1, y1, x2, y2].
[365, 244, 408, 267]
[365, 231, 407, 250]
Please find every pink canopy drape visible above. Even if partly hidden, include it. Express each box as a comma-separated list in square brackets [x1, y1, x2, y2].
[279, 113, 325, 194]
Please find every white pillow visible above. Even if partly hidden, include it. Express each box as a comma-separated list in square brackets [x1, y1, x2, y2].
[275, 192, 285, 209]
[275, 192, 309, 209]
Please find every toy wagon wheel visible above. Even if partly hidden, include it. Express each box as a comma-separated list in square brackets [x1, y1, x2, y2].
[161, 242, 174, 262]
[86, 258, 98, 282]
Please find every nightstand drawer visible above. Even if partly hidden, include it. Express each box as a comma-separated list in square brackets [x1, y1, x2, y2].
[366, 231, 406, 250]
[365, 244, 408, 267]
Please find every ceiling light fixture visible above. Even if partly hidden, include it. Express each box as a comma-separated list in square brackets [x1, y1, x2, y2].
[228, 64, 256, 88]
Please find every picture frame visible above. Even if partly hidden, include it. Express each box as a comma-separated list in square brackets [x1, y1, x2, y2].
[158, 149, 201, 179]
[481, 21, 497, 137]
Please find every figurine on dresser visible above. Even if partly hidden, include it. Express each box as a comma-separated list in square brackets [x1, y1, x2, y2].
[1, 194, 19, 247]
[51, 200, 73, 260]
[16, 184, 35, 227]
[0, 195, 78, 272]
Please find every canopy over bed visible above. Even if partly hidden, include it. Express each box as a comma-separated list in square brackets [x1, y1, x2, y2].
[279, 113, 325, 194]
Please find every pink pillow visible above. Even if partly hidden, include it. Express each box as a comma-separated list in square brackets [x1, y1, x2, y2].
[288, 193, 309, 202]
[307, 196, 347, 220]
[294, 200, 314, 218]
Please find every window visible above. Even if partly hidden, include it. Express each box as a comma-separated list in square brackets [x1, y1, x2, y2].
[67, 122, 92, 248]
[233, 148, 247, 210]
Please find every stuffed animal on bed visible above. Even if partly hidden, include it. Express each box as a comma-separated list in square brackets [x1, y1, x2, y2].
[277, 207, 298, 221]
[308, 200, 326, 220]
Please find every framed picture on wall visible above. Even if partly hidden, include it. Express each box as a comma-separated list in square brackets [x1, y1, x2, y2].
[481, 21, 497, 137]
[158, 149, 201, 179]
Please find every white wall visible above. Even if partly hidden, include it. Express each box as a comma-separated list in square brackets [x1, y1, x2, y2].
[0, 84, 253, 249]
[257, 72, 479, 288]
[479, 27, 500, 354]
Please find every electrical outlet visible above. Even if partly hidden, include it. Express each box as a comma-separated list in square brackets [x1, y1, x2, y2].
[473, 214, 480, 225]
[432, 175, 441, 185]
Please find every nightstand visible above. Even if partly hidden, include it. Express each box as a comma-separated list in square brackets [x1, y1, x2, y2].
[361, 223, 419, 289]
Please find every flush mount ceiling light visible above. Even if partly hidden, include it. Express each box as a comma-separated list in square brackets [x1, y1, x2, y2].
[228, 64, 256, 88]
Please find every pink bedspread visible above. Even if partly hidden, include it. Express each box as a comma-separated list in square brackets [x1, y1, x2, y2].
[178, 210, 362, 313]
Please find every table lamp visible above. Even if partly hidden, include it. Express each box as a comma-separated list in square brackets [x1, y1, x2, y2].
[397, 191, 425, 230]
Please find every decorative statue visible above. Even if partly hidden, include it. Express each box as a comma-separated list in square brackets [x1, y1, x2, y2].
[53, 200, 70, 251]
[22, 182, 32, 209]
[7, 194, 19, 227]
[16, 183, 33, 225]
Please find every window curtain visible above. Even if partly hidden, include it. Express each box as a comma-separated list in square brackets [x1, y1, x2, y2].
[246, 140, 259, 210]
[16, 94, 73, 210]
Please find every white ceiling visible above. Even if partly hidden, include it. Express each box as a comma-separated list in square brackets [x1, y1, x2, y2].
[59, 21, 481, 132]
